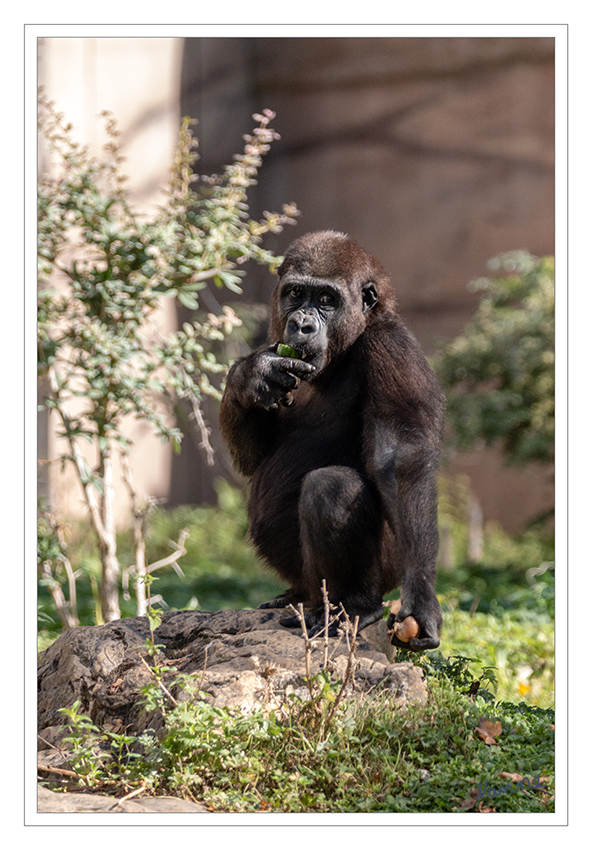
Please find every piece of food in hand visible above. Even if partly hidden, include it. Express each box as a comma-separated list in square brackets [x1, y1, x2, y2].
[276, 343, 302, 359]
[388, 599, 420, 643]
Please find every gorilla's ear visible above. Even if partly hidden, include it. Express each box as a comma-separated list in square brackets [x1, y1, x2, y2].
[362, 282, 378, 313]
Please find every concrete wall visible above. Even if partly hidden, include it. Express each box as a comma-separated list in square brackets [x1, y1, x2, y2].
[177, 36, 555, 531]
[38, 37, 184, 521]
[38, 36, 555, 532]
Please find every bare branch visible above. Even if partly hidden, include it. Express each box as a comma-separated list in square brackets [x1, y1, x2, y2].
[320, 580, 330, 670]
[288, 602, 314, 699]
[47, 366, 107, 546]
[120, 451, 158, 615]
[146, 529, 189, 575]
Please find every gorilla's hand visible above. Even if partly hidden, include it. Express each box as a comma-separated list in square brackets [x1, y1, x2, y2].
[387, 593, 441, 651]
[234, 346, 315, 411]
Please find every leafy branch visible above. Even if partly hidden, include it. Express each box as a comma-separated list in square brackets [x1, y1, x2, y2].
[38, 93, 298, 623]
[435, 251, 554, 467]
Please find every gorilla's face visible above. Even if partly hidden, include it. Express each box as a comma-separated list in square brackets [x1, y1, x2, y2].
[277, 273, 380, 374]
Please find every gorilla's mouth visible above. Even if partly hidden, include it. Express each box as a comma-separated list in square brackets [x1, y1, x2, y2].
[301, 350, 328, 375]
[292, 345, 317, 362]
[282, 342, 314, 363]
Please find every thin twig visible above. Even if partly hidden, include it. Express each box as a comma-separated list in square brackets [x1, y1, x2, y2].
[39, 559, 78, 630]
[146, 529, 189, 574]
[47, 367, 108, 546]
[39, 510, 80, 629]
[288, 602, 314, 698]
[180, 374, 216, 467]
[324, 611, 359, 728]
[62, 556, 79, 625]
[146, 318, 217, 466]
[111, 784, 147, 807]
[37, 763, 81, 779]
[37, 734, 62, 751]
[120, 451, 155, 613]
[139, 656, 179, 707]
[321, 580, 331, 670]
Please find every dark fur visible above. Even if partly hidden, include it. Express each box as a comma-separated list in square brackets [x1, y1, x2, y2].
[219, 231, 445, 649]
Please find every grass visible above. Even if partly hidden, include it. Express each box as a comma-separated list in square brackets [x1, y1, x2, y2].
[49, 652, 554, 813]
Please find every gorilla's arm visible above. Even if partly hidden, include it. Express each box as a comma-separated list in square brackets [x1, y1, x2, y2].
[369, 422, 442, 649]
[220, 346, 315, 477]
[361, 320, 445, 650]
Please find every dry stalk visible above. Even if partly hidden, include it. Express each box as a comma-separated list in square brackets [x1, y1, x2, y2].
[120, 450, 188, 615]
[39, 558, 79, 630]
[37, 763, 81, 779]
[289, 586, 361, 737]
[321, 580, 331, 670]
[288, 602, 314, 698]
[322, 608, 360, 731]
[111, 783, 147, 807]
[140, 656, 179, 708]
[120, 451, 156, 613]
[145, 317, 218, 466]
[38, 510, 80, 629]
[145, 529, 189, 575]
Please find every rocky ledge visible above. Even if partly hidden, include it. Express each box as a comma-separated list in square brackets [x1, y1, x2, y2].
[37, 608, 427, 813]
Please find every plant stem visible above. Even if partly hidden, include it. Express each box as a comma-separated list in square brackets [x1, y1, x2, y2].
[98, 439, 121, 622]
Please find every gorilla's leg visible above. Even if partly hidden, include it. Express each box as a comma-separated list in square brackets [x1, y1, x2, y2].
[280, 466, 385, 633]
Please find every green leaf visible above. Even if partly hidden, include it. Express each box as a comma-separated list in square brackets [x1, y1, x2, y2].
[178, 290, 199, 310]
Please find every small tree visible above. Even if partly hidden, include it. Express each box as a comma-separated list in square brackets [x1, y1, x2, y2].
[38, 94, 298, 622]
[435, 251, 554, 467]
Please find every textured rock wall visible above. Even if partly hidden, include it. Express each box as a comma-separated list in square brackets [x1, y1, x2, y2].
[178, 36, 554, 529]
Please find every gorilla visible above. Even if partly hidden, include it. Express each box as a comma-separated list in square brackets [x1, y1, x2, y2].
[219, 231, 445, 650]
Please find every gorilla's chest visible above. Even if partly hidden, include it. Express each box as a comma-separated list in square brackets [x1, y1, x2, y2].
[265, 376, 364, 477]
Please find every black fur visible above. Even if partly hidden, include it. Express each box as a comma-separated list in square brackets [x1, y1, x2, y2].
[219, 231, 445, 649]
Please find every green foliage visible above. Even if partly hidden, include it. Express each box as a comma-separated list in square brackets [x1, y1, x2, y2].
[36, 481, 285, 644]
[434, 475, 554, 707]
[437, 601, 554, 709]
[37, 94, 297, 620]
[52, 659, 554, 813]
[437, 475, 554, 618]
[47, 533, 554, 812]
[38, 96, 295, 452]
[435, 251, 554, 466]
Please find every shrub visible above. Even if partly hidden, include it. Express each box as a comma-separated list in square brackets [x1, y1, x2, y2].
[38, 94, 297, 622]
[435, 251, 554, 467]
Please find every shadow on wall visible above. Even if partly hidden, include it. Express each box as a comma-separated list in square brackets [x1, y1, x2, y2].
[169, 35, 554, 533]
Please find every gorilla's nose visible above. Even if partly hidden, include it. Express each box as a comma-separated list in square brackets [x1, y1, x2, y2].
[287, 310, 320, 340]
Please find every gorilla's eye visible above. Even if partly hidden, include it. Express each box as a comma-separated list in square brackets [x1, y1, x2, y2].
[318, 292, 336, 306]
[287, 287, 303, 301]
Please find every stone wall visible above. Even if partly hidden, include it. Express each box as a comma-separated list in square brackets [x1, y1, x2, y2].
[177, 36, 555, 530]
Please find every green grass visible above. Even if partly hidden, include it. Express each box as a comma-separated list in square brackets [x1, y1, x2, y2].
[50, 657, 554, 813]
[437, 602, 553, 708]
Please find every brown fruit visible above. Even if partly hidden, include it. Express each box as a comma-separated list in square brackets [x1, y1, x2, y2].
[388, 599, 420, 643]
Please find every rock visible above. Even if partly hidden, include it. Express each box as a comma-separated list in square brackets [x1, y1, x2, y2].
[37, 785, 208, 813]
[38, 608, 427, 811]
[38, 609, 426, 747]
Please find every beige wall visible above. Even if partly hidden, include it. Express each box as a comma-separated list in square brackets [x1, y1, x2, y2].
[38, 37, 184, 523]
